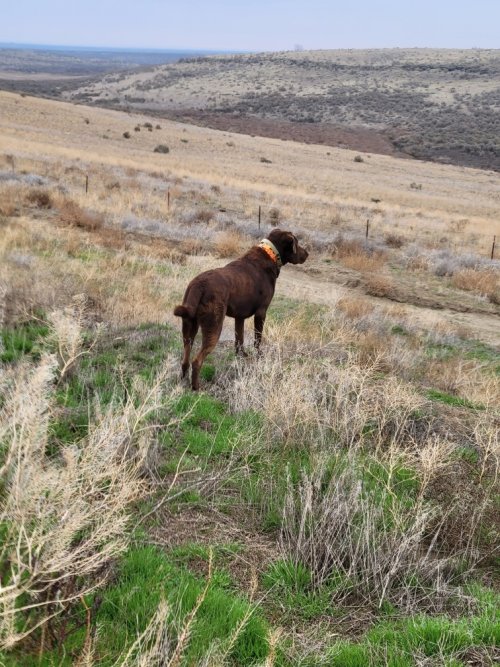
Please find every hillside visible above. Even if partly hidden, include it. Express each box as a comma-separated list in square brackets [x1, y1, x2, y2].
[61, 48, 500, 170]
[0, 92, 499, 665]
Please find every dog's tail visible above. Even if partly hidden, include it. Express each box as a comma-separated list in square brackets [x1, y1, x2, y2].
[173, 283, 203, 320]
[173, 304, 192, 318]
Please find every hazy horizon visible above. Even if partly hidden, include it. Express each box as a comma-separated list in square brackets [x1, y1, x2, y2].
[2, 1, 499, 52]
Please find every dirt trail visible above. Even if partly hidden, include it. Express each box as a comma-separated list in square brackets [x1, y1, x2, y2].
[278, 265, 500, 348]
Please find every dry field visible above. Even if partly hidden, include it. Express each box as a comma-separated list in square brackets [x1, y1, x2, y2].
[0, 90, 499, 665]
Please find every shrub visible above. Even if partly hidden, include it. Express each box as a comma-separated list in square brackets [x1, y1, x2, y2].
[279, 454, 450, 604]
[385, 233, 404, 248]
[214, 230, 243, 258]
[123, 131, 131, 139]
[26, 188, 53, 209]
[59, 200, 104, 231]
[354, 155, 364, 163]
[189, 208, 215, 224]
[154, 144, 170, 154]
[365, 274, 394, 297]
[268, 207, 281, 225]
[260, 157, 272, 163]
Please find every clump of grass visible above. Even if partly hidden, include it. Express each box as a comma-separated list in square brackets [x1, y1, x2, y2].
[153, 144, 169, 154]
[0, 356, 159, 650]
[214, 230, 243, 258]
[188, 208, 215, 224]
[336, 296, 375, 319]
[343, 253, 386, 273]
[385, 232, 404, 248]
[364, 274, 394, 297]
[59, 199, 104, 231]
[0, 308, 189, 653]
[26, 188, 53, 209]
[451, 268, 498, 298]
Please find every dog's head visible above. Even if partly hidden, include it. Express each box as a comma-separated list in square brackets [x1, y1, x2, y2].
[268, 229, 309, 265]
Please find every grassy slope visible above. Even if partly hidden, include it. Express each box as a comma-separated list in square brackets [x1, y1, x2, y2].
[0, 92, 499, 665]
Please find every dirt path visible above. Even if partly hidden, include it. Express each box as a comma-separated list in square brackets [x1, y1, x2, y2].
[278, 264, 500, 348]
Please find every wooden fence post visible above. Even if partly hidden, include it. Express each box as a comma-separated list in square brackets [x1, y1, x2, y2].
[258, 205, 261, 231]
[492, 235, 496, 260]
[85, 175, 88, 194]
[365, 219, 370, 239]
[167, 189, 170, 211]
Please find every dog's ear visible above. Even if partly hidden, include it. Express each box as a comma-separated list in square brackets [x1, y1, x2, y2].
[285, 233, 297, 256]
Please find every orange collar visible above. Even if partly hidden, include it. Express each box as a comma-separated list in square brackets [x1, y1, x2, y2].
[258, 239, 282, 268]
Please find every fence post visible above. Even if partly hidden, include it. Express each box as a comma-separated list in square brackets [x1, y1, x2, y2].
[365, 219, 370, 239]
[258, 205, 261, 232]
[492, 235, 496, 260]
[167, 189, 170, 211]
[85, 175, 88, 194]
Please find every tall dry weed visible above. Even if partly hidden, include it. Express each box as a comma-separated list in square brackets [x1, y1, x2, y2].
[0, 314, 183, 649]
[279, 455, 452, 606]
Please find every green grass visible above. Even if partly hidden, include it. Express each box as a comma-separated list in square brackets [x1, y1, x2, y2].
[162, 392, 261, 459]
[425, 338, 500, 375]
[3, 309, 499, 667]
[262, 558, 342, 622]
[45, 324, 180, 452]
[0, 545, 270, 666]
[426, 388, 484, 410]
[0, 319, 50, 362]
[321, 587, 500, 667]
[96, 546, 269, 665]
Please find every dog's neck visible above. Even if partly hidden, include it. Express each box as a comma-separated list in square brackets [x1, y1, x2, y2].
[258, 239, 282, 270]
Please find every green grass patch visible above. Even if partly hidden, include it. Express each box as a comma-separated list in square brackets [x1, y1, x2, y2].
[96, 545, 269, 665]
[0, 320, 50, 363]
[322, 587, 500, 667]
[262, 558, 341, 622]
[426, 388, 483, 410]
[163, 392, 261, 458]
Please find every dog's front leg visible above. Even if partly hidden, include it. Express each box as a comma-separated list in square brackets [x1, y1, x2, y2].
[254, 312, 266, 352]
[235, 318, 247, 356]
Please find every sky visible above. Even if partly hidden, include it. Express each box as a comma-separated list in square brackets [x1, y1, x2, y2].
[1, 0, 499, 52]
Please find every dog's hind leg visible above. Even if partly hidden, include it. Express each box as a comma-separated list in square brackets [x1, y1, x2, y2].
[181, 318, 199, 379]
[191, 310, 224, 391]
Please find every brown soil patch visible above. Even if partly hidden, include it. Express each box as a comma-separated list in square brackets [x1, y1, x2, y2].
[165, 110, 405, 158]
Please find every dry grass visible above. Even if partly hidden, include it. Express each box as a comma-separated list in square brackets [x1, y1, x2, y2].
[58, 199, 104, 231]
[26, 188, 53, 209]
[364, 274, 394, 298]
[1, 89, 499, 666]
[451, 268, 499, 297]
[341, 252, 386, 273]
[214, 230, 244, 258]
[336, 296, 375, 319]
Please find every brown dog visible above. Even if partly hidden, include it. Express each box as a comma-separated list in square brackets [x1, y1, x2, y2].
[174, 228, 308, 389]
